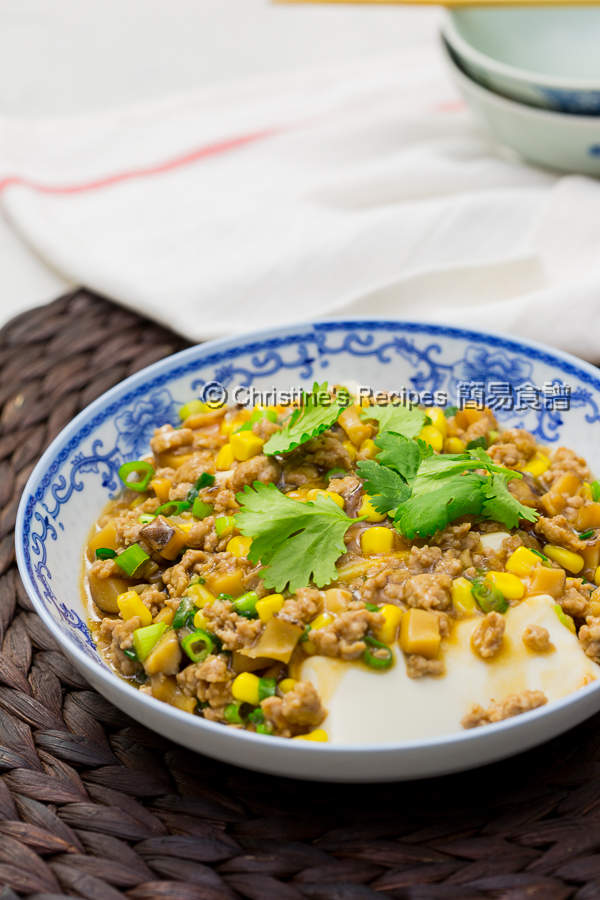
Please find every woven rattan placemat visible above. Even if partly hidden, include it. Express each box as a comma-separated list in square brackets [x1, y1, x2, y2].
[1, 290, 598, 900]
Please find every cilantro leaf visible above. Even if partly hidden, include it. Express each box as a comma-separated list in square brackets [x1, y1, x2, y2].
[234, 482, 355, 592]
[482, 472, 539, 529]
[394, 471, 486, 539]
[355, 459, 411, 514]
[263, 382, 345, 456]
[361, 403, 425, 439]
[373, 431, 427, 480]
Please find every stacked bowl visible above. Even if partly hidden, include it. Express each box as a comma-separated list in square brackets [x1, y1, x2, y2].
[441, 7, 600, 176]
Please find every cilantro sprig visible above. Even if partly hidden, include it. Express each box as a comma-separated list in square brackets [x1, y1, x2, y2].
[360, 403, 425, 439]
[357, 433, 538, 539]
[234, 482, 357, 592]
[263, 382, 348, 456]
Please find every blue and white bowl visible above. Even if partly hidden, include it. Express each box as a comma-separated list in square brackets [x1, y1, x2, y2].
[15, 320, 600, 781]
[443, 38, 600, 178]
[443, 7, 600, 115]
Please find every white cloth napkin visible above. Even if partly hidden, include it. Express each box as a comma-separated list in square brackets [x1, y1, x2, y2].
[1, 42, 600, 359]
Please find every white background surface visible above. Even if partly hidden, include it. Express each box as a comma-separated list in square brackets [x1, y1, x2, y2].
[0, 0, 438, 323]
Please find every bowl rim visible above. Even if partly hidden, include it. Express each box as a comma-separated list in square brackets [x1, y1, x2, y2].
[15, 316, 600, 761]
[443, 9, 600, 94]
[441, 32, 600, 128]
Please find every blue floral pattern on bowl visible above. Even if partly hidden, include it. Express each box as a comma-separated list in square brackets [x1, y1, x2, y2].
[16, 321, 600, 665]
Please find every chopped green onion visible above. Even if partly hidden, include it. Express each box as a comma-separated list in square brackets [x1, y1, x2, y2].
[155, 500, 191, 517]
[218, 593, 233, 602]
[123, 648, 138, 661]
[300, 624, 311, 643]
[580, 529, 595, 541]
[138, 513, 156, 525]
[466, 436, 487, 450]
[488, 429, 499, 444]
[365, 603, 380, 612]
[471, 578, 508, 614]
[444, 405, 458, 418]
[258, 677, 277, 701]
[192, 498, 213, 520]
[553, 603, 576, 633]
[233, 591, 259, 619]
[224, 702, 244, 724]
[172, 597, 196, 629]
[530, 548, 551, 566]
[215, 515, 235, 537]
[363, 635, 393, 670]
[179, 399, 209, 421]
[591, 481, 600, 502]
[115, 543, 149, 576]
[132, 622, 166, 661]
[181, 629, 215, 662]
[326, 468, 347, 480]
[95, 547, 117, 560]
[118, 460, 154, 493]
[256, 723, 273, 735]
[247, 707, 265, 724]
[197, 472, 216, 489]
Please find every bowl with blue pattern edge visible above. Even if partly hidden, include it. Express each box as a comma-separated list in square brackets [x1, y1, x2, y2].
[443, 7, 600, 115]
[15, 319, 600, 781]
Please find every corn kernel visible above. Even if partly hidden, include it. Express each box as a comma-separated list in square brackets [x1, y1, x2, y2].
[150, 477, 172, 503]
[342, 440, 357, 461]
[418, 424, 444, 453]
[216, 444, 234, 470]
[359, 438, 377, 459]
[594, 566, 600, 587]
[522, 452, 550, 478]
[583, 482, 593, 500]
[232, 672, 260, 705]
[117, 591, 152, 627]
[306, 489, 345, 509]
[451, 577, 477, 616]
[154, 607, 174, 626]
[193, 610, 208, 630]
[310, 613, 334, 630]
[230, 431, 264, 461]
[255, 593, 284, 622]
[444, 436, 466, 453]
[444, 437, 467, 453]
[205, 569, 245, 597]
[279, 678, 297, 694]
[186, 583, 216, 608]
[226, 535, 252, 558]
[358, 494, 386, 523]
[361, 526, 394, 555]
[485, 571, 525, 601]
[375, 604, 403, 644]
[506, 546, 541, 578]
[399, 608, 440, 658]
[427, 407, 448, 438]
[293, 729, 328, 742]
[544, 544, 584, 574]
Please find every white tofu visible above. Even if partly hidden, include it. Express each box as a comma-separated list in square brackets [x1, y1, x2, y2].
[300, 595, 599, 745]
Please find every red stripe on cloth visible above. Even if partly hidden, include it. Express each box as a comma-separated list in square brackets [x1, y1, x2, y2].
[0, 128, 278, 196]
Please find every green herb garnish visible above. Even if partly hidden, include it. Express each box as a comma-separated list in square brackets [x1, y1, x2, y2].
[263, 382, 346, 456]
[591, 480, 600, 501]
[360, 403, 425, 439]
[234, 482, 357, 592]
[580, 529, 595, 541]
[358, 435, 538, 540]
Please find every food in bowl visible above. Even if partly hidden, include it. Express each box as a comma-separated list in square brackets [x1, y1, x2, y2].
[83, 384, 600, 743]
